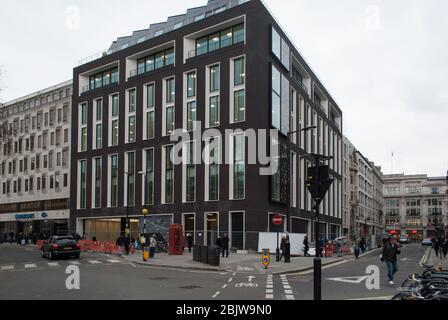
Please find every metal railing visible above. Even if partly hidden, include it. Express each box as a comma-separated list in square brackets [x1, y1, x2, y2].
[188, 33, 245, 59]
[81, 75, 119, 94]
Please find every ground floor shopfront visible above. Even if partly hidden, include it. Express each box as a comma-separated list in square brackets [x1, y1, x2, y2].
[385, 227, 442, 240]
[0, 210, 70, 241]
[74, 210, 342, 251]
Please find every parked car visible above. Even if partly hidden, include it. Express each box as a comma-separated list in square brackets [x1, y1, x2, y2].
[422, 238, 433, 246]
[41, 236, 81, 260]
[399, 236, 410, 244]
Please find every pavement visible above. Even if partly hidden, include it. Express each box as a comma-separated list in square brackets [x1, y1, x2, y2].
[119, 250, 345, 275]
[425, 246, 448, 269]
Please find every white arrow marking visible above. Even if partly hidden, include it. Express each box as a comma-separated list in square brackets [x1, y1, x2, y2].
[248, 276, 255, 282]
[326, 276, 368, 284]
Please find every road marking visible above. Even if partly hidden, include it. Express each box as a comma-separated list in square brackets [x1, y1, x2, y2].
[228, 277, 233, 282]
[47, 262, 59, 267]
[401, 258, 408, 261]
[222, 284, 228, 289]
[419, 248, 431, 266]
[266, 289, 273, 294]
[24, 264, 37, 269]
[265, 294, 274, 299]
[130, 263, 137, 268]
[220, 272, 227, 275]
[286, 295, 295, 300]
[88, 260, 101, 264]
[1, 265, 14, 271]
[233, 272, 236, 276]
[266, 285, 273, 289]
[69, 261, 81, 265]
[212, 291, 220, 299]
[106, 259, 121, 264]
[326, 276, 368, 284]
[283, 285, 291, 289]
[285, 290, 293, 294]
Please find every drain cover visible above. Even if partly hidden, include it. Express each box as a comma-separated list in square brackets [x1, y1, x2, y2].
[179, 285, 202, 290]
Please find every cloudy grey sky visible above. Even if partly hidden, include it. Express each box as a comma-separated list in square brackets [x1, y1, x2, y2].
[0, 0, 447, 177]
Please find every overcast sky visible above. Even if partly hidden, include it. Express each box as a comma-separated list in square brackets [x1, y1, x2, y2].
[0, 0, 447, 177]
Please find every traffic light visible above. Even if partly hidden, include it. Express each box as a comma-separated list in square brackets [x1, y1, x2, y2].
[306, 165, 334, 200]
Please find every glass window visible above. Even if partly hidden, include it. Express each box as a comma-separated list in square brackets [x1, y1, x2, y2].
[137, 59, 146, 75]
[127, 152, 135, 206]
[81, 127, 87, 152]
[155, 52, 165, 69]
[166, 106, 174, 135]
[272, 27, 281, 59]
[94, 74, 102, 89]
[210, 65, 220, 92]
[81, 103, 87, 125]
[186, 142, 195, 202]
[234, 57, 245, 86]
[209, 96, 219, 127]
[233, 134, 245, 199]
[208, 33, 220, 52]
[145, 149, 154, 205]
[187, 102, 196, 132]
[165, 48, 174, 66]
[96, 124, 102, 149]
[146, 84, 154, 108]
[129, 90, 136, 113]
[79, 160, 86, 209]
[166, 78, 175, 103]
[196, 37, 208, 56]
[112, 95, 119, 117]
[111, 68, 119, 83]
[110, 155, 118, 207]
[128, 116, 136, 142]
[96, 100, 102, 121]
[220, 28, 233, 48]
[146, 111, 154, 140]
[103, 71, 111, 86]
[94, 158, 102, 208]
[234, 89, 245, 123]
[146, 56, 155, 72]
[165, 146, 174, 204]
[187, 72, 196, 98]
[112, 120, 119, 146]
[233, 24, 245, 44]
[271, 66, 281, 129]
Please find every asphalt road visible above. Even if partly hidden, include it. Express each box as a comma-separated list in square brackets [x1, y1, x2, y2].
[0, 243, 429, 300]
[287, 243, 430, 300]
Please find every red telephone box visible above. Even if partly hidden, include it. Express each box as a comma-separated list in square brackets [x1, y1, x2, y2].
[169, 224, 185, 255]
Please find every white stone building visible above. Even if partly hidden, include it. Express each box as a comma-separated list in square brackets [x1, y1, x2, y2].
[0, 81, 72, 239]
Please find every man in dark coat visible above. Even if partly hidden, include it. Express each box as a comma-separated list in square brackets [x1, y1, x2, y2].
[381, 237, 401, 285]
[186, 234, 194, 253]
[303, 236, 310, 257]
[124, 235, 131, 255]
[221, 234, 230, 258]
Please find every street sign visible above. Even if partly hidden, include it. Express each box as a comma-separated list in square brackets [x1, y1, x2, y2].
[272, 214, 283, 226]
[262, 249, 270, 269]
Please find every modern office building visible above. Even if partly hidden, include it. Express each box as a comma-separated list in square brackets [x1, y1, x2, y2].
[383, 173, 448, 240]
[0, 81, 72, 238]
[342, 137, 384, 245]
[70, 0, 343, 249]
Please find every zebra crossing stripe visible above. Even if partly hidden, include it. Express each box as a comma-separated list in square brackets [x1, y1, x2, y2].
[48, 262, 59, 267]
[88, 260, 101, 264]
[24, 264, 37, 269]
[1, 265, 14, 271]
[69, 261, 81, 265]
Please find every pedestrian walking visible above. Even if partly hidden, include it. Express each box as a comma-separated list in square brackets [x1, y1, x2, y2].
[149, 234, 157, 258]
[186, 234, 194, 253]
[360, 238, 366, 254]
[354, 240, 360, 259]
[434, 237, 441, 257]
[303, 236, 310, 257]
[116, 234, 125, 256]
[124, 235, 131, 255]
[222, 234, 230, 258]
[381, 237, 401, 285]
[279, 236, 287, 261]
[442, 239, 448, 259]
